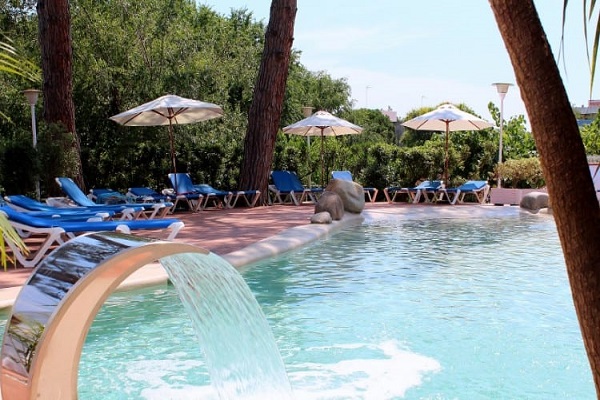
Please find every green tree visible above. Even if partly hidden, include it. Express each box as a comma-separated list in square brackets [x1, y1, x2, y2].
[580, 113, 600, 155]
[488, 102, 536, 159]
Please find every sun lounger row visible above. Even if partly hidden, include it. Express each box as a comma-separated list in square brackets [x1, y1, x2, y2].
[384, 180, 490, 205]
[54, 175, 261, 214]
[0, 205, 184, 269]
[269, 170, 377, 205]
[1, 175, 193, 269]
[5, 194, 144, 220]
[269, 170, 489, 205]
[269, 170, 323, 205]
[56, 177, 173, 219]
[167, 173, 261, 211]
[3, 174, 267, 269]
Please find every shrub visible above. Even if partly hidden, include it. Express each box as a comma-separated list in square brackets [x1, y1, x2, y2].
[496, 157, 545, 188]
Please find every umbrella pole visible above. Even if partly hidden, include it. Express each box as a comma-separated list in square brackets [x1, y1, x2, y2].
[444, 124, 449, 185]
[307, 136, 311, 188]
[321, 128, 325, 188]
[168, 120, 178, 190]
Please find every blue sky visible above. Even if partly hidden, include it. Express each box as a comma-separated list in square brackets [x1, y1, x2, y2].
[201, 1, 596, 124]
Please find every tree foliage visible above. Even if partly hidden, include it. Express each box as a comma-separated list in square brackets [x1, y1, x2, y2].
[580, 112, 600, 155]
[0, 0, 583, 199]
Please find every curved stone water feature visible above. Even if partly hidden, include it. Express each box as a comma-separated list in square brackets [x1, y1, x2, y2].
[0, 232, 293, 399]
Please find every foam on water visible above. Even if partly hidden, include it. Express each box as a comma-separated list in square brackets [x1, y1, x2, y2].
[288, 340, 441, 399]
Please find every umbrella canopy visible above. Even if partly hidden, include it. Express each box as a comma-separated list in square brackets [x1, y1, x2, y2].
[283, 110, 363, 186]
[109, 94, 223, 177]
[402, 103, 493, 184]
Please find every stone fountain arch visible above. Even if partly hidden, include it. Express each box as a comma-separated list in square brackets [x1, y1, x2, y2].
[1, 232, 209, 400]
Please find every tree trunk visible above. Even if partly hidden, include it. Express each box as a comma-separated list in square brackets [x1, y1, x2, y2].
[37, 0, 84, 191]
[239, 0, 297, 205]
[489, 0, 600, 395]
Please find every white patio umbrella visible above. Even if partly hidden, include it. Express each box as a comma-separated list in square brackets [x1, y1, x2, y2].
[109, 94, 223, 179]
[283, 110, 363, 186]
[402, 103, 493, 184]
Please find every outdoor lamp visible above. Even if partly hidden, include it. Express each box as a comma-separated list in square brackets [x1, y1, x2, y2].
[492, 82, 513, 188]
[302, 106, 313, 118]
[23, 89, 41, 200]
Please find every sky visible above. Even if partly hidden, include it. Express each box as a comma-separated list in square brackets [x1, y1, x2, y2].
[200, 1, 597, 124]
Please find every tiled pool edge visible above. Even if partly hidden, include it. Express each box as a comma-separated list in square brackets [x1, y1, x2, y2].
[0, 212, 365, 310]
[225, 212, 364, 269]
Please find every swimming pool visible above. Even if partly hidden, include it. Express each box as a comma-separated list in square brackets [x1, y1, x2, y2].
[1, 209, 594, 399]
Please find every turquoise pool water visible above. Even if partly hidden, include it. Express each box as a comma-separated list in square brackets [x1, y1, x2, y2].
[1, 212, 594, 399]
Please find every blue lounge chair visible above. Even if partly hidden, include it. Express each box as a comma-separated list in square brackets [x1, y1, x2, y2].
[383, 185, 411, 203]
[56, 177, 170, 219]
[88, 188, 128, 204]
[192, 182, 233, 209]
[168, 173, 260, 210]
[2, 203, 112, 222]
[269, 170, 323, 205]
[176, 173, 261, 209]
[125, 187, 175, 215]
[409, 180, 444, 203]
[384, 180, 443, 203]
[127, 187, 172, 203]
[193, 182, 261, 209]
[437, 180, 490, 205]
[0, 206, 184, 268]
[4, 194, 138, 221]
[331, 170, 379, 203]
[166, 173, 204, 212]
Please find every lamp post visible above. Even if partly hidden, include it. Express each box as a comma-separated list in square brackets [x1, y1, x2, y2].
[23, 89, 41, 200]
[302, 106, 314, 187]
[365, 85, 371, 108]
[492, 83, 512, 188]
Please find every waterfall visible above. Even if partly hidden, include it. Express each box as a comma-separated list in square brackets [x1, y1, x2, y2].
[161, 252, 294, 399]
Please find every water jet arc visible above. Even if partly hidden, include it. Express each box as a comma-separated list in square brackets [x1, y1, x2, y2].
[0, 232, 209, 400]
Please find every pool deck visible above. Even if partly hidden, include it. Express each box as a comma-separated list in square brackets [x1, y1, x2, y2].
[0, 202, 526, 309]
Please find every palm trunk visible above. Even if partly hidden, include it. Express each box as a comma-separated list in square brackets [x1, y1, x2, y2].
[239, 0, 297, 205]
[37, 0, 84, 192]
[489, 0, 600, 395]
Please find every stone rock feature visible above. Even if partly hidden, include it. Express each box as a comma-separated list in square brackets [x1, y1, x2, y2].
[311, 211, 332, 224]
[520, 191, 550, 214]
[315, 191, 344, 220]
[325, 179, 365, 213]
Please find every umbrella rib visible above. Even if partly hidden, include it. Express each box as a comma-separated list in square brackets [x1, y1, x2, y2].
[121, 112, 143, 126]
[151, 109, 173, 121]
[170, 107, 190, 119]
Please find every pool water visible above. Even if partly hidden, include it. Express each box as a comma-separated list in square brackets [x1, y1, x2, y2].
[1, 212, 595, 399]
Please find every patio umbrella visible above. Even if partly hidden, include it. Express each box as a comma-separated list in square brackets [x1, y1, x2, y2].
[282, 110, 363, 187]
[402, 103, 493, 184]
[109, 94, 223, 179]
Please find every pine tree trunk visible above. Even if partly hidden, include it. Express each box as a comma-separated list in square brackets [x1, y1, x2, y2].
[489, 0, 600, 395]
[37, 0, 84, 191]
[239, 0, 297, 205]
